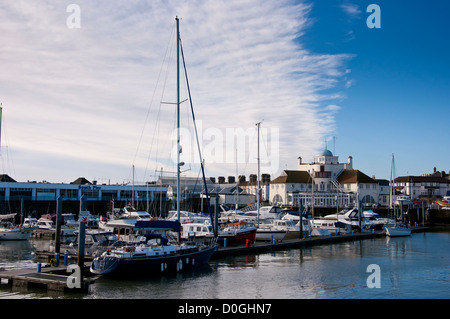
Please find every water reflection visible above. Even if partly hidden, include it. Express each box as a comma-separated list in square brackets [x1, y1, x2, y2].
[0, 240, 35, 270]
[0, 230, 449, 299]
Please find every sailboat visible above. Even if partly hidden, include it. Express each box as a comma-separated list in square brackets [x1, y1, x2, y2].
[385, 154, 411, 237]
[90, 17, 218, 276]
[0, 213, 37, 240]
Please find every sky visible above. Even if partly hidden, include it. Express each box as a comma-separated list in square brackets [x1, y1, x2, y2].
[0, 0, 449, 185]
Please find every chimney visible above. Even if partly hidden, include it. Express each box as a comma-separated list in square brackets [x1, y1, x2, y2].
[298, 157, 302, 165]
[218, 176, 225, 184]
[228, 176, 235, 184]
[239, 175, 246, 183]
[347, 156, 353, 169]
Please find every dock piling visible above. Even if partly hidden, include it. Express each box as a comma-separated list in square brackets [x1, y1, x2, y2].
[77, 221, 86, 285]
[54, 196, 63, 255]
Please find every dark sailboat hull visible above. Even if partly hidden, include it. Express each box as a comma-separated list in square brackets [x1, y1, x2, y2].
[90, 245, 217, 277]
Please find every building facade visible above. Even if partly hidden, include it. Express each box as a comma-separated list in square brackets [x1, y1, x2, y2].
[0, 175, 167, 216]
[393, 175, 450, 200]
[269, 149, 379, 208]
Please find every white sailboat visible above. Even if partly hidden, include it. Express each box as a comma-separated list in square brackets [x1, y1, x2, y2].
[385, 154, 411, 237]
[0, 214, 37, 240]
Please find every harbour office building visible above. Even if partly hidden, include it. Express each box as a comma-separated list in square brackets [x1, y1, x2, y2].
[0, 175, 167, 218]
[270, 148, 379, 209]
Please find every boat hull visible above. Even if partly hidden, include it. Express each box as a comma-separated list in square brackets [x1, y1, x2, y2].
[0, 228, 34, 240]
[385, 226, 411, 237]
[255, 230, 286, 241]
[283, 230, 300, 240]
[218, 229, 256, 246]
[90, 245, 217, 277]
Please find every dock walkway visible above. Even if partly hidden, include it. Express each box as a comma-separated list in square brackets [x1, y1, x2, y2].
[0, 263, 96, 292]
[212, 227, 429, 259]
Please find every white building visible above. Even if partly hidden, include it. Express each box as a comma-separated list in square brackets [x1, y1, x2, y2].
[270, 148, 379, 208]
[394, 175, 450, 200]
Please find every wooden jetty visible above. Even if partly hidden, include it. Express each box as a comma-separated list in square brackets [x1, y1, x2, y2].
[0, 263, 97, 293]
[212, 226, 430, 259]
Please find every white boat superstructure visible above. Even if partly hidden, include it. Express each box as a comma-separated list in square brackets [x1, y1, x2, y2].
[255, 220, 287, 241]
[36, 218, 54, 230]
[363, 210, 395, 230]
[36, 217, 78, 236]
[23, 217, 38, 228]
[181, 222, 215, 244]
[271, 219, 300, 239]
[312, 207, 363, 232]
[243, 205, 283, 222]
[395, 195, 412, 206]
[167, 210, 210, 224]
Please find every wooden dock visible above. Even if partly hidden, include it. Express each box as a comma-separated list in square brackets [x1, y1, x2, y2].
[0, 263, 97, 293]
[212, 226, 430, 259]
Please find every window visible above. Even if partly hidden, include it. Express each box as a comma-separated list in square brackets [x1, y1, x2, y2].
[60, 189, 78, 199]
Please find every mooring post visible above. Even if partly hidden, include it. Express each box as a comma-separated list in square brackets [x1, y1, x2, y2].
[214, 196, 219, 238]
[299, 202, 303, 239]
[54, 196, 63, 261]
[78, 220, 86, 284]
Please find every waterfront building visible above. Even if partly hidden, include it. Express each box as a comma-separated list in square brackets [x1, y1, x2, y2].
[236, 174, 271, 203]
[163, 175, 256, 210]
[269, 148, 379, 208]
[394, 171, 450, 202]
[0, 175, 167, 217]
[376, 179, 390, 207]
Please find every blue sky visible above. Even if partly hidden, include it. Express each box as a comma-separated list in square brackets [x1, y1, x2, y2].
[302, 0, 450, 179]
[0, 0, 448, 184]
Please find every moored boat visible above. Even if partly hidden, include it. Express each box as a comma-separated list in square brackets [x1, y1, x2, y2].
[385, 223, 411, 237]
[255, 225, 286, 242]
[92, 17, 218, 276]
[272, 219, 300, 239]
[0, 214, 37, 240]
[90, 220, 217, 276]
[218, 220, 256, 246]
[181, 221, 215, 244]
[435, 194, 450, 209]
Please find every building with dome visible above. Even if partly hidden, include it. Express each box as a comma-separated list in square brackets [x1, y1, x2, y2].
[270, 147, 379, 209]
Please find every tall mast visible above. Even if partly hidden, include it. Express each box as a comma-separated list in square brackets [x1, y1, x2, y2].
[176, 16, 181, 224]
[132, 164, 135, 208]
[256, 121, 262, 227]
[0, 104, 2, 155]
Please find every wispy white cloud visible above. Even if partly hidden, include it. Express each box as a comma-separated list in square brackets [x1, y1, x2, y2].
[0, 0, 352, 183]
[340, 3, 362, 19]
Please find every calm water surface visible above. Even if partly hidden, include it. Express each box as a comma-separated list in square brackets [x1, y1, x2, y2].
[1, 227, 449, 299]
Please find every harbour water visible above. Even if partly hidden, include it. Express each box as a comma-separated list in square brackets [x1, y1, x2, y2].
[0, 227, 449, 300]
